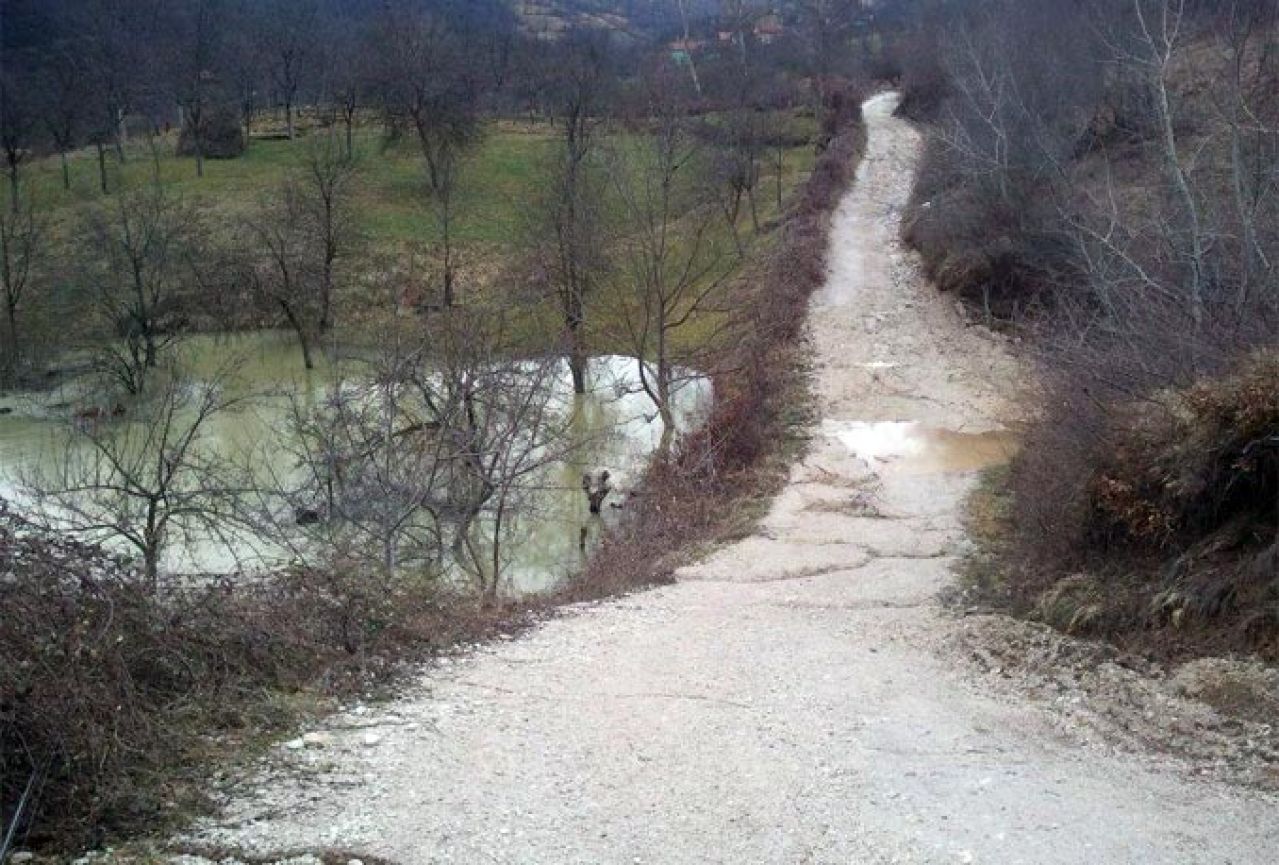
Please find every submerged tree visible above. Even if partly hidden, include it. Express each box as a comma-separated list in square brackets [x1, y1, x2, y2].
[81, 186, 202, 394]
[532, 30, 614, 394]
[262, 313, 571, 598]
[21, 362, 245, 590]
[607, 76, 735, 456]
[375, 6, 482, 308]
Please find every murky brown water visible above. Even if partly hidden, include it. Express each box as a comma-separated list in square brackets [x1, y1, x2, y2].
[822, 420, 1017, 474]
[0, 332, 710, 594]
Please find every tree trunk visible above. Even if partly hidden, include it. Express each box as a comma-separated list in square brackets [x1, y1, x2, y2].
[116, 109, 128, 163]
[60, 151, 71, 191]
[6, 304, 21, 383]
[441, 199, 456, 308]
[143, 503, 160, 591]
[149, 132, 162, 183]
[281, 301, 315, 370]
[7, 165, 17, 214]
[345, 116, 355, 161]
[286, 101, 295, 140]
[569, 340, 587, 395]
[96, 142, 109, 194]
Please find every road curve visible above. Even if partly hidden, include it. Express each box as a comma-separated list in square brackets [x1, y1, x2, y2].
[192, 94, 1279, 865]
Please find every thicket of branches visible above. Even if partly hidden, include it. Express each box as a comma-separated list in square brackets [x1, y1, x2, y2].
[891, 0, 1279, 656]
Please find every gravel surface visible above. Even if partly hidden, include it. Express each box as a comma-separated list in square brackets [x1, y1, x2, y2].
[183, 93, 1279, 865]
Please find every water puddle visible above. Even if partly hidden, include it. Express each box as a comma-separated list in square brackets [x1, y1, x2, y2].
[823, 420, 1016, 474]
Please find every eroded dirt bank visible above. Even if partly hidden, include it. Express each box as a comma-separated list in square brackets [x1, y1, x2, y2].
[184, 94, 1279, 865]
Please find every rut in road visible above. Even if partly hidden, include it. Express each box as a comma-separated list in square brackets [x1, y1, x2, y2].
[190, 93, 1279, 865]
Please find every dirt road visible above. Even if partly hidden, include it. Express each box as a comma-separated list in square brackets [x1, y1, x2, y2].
[190, 94, 1278, 864]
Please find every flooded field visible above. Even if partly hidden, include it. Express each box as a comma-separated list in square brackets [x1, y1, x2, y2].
[0, 332, 709, 594]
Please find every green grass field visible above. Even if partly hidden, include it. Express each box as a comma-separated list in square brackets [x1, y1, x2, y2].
[12, 113, 815, 244]
[6, 113, 819, 362]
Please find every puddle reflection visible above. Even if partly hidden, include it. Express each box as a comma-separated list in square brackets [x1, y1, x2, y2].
[823, 420, 1016, 473]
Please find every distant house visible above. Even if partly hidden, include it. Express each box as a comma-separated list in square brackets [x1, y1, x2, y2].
[669, 37, 707, 65]
[754, 13, 784, 44]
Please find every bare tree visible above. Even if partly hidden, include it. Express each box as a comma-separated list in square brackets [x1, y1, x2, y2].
[321, 22, 370, 162]
[21, 362, 245, 590]
[0, 199, 44, 386]
[262, 0, 318, 141]
[261, 314, 572, 598]
[169, 0, 229, 179]
[0, 59, 37, 213]
[38, 48, 88, 192]
[79, 0, 144, 172]
[1210, 0, 1279, 312]
[1126, 0, 1209, 323]
[376, 8, 482, 308]
[248, 135, 357, 370]
[81, 187, 200, 394]
[533, 30, 614, 394]
[607, 81, 734, 456]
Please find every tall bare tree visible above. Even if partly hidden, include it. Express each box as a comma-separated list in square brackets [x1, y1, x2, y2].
[608, 78, 734, 456]
[534, 30, 614, 394]
[376, 7, 482, 308]
[262, 0, 318, 141]
[81, 186, 200, 394]
[0, 199, 44, 386]
[248, 135, 358, 370]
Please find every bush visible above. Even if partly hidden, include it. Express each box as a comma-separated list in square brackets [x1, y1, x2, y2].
[0, 509, 519, 849]
[1000, 351, 1279, 657]
[1087, 352, 1279, 552]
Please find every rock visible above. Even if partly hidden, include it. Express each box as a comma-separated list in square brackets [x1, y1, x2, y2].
[10, 853, 36, 865]
[361, 732, 382, 747]
[302, 731, 332, 748]
[274, 856, 323, 865]
[283, 738, 306, 751]
[348, 859, 365, 865]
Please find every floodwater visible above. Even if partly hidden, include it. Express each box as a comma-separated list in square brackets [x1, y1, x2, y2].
[822, 420, 1017, 474]
[0, 331, 710, 595]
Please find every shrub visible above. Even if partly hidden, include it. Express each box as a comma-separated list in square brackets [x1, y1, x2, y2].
[1086, 352, 1279, 552]
[1002, 350, 1279, 657]
[0, 509, 519, 849]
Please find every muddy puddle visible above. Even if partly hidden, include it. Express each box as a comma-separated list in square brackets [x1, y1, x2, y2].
[822, 420, 1016, 474]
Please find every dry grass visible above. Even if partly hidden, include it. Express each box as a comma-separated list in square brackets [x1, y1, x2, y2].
[0, 512, 539, 850]
[967, 351, 1279, 661]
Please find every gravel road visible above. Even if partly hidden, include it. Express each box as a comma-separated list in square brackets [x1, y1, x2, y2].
[187, 93, 1279, 865]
